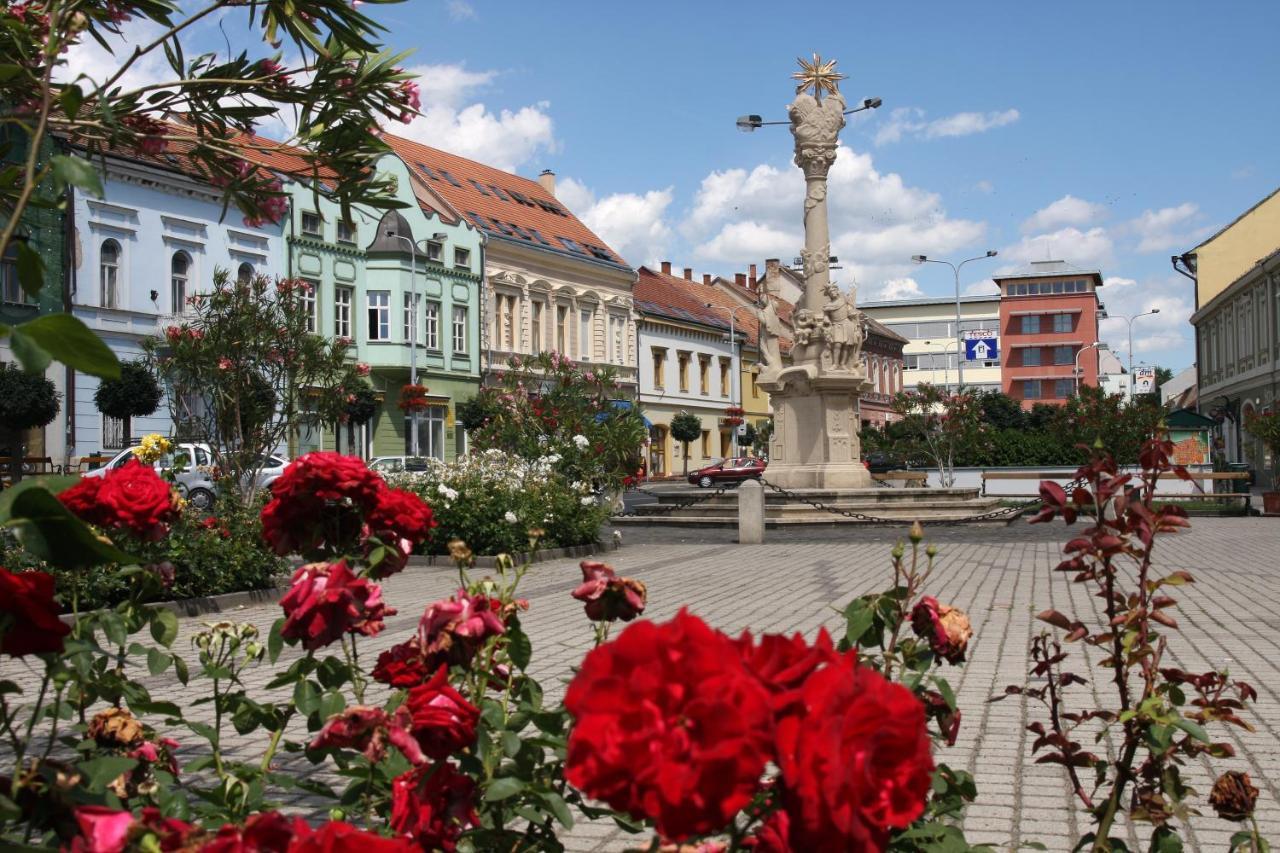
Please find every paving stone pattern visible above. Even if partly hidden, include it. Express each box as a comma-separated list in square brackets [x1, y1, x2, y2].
[3, 518, 1278, 851]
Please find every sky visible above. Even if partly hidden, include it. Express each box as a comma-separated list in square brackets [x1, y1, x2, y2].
[69, 0, 1280, 374]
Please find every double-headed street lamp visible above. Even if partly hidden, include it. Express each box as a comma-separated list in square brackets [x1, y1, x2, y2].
[736, 97, 882, 132]
[385, 228, 448, 458]
[922, 339, 960, 391]
[911, 251, 998, 390]
[1074, 341, 1108, 393]
[705, 302, 755, 455]
[1102, 308, 1161, 397]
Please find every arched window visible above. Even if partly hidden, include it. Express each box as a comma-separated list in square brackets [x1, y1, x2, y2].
[237, 262, 254, 285]
[171, 251, 190, 312]
[100, 239, 121, 308]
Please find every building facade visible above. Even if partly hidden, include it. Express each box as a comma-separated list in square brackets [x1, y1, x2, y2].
[382, 137, 638, 392]
[994, 262, 1103, 409]
[284, 153, 483, 461]
[860, 294, 1001, 395]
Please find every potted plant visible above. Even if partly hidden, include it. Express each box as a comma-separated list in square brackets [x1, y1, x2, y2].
[1244, 409, 1280, 514]
[398, 383, 431, 412]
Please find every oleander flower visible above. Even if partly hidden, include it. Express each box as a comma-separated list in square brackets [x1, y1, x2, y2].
[571, 561, 647, 623]
[279, 560, 395, 650]
[406, 665, 480, 759]
[390, 763, 479, 852]
[909, 596, 973, 664]
[565, 610, 774, 840]
[0, 567, 70, 657]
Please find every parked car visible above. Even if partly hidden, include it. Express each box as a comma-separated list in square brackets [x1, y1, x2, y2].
[84, 443, 288, 510]
[369, 456, 432, 476]
[687, 456, 767, 488]
[863, 451, 905, 474]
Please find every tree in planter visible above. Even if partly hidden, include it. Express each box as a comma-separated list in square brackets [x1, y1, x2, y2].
[341, 381, 380, 456]
[890, 384, 988, 488]
[0, 364, 59, 483]
[93, 360, 162, 447]
[145, 272, 364, 499]
[670, 411, 703, 477]
[740, 420, 758, 454]
[1244, 410, 1280, 499]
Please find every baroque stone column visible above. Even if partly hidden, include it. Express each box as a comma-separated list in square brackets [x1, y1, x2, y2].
[757, 55, 872, 490]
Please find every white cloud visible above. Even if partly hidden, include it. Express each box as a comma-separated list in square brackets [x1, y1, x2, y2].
[683, 144, 985, 290]
[875, 107, 1020, 145]
[867, 278, 924, 301]
[395, 64, 556, 172]
[557, 177, 674, 266]
[1021, 195, 1107, 233]
[1125, 203, 1211, 253]
[446, 0, 476, 20]
[1097, 275, 1194, 363]
[974, 180, 995, 194]
[965, 278, 999, 296]
[998, 226, 1114, 272]
[59, 19, 173, 100]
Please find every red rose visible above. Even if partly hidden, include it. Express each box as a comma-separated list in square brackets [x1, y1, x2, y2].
[365, 487, 436, 577]
[279, 561, 396, 650]
[564, 609, 774, 840]
[744, 811, 793, 852]
[200, 516, 218, 529]
[737, 628, 839, 718]
[201, 810, 305, 853]
[909, 597, 972, 665]
[571, 561, 647, 622]
[372, 637, 431, 687]
[0, 567, 70, 657]
[287, 820, 417, 853]
[260, 452, 385, 556]
[61, 460, 178, 539]
[389, 763, 479, 852]
[774, 657, 933, 849]
[417, 590, 506, 668]
[309, 705, 425, 766]
[69, 805, 134, 853]
[406, 665, 480, 759]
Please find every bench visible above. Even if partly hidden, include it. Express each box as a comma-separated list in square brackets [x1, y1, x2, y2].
[980, 470, 1254, 511]
[875, 470, 928, 487]
[78, 454, 113, 472]
[0, 456, 57, 488]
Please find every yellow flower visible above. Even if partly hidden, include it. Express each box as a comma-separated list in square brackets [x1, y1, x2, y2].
[132, 433, 172, 465]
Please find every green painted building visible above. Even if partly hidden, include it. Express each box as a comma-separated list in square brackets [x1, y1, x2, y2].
[284, 153, 483, 460]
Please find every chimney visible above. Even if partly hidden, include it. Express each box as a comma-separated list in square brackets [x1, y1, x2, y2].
[749, 264, 757, 287]
[703, 274, 712, 286]
[661, 261, 672, 275]
[765, 258, 781, 279]
[683, 267, 693, 281]
[735, 273, 747, 287]
[538, 169, 556, 197]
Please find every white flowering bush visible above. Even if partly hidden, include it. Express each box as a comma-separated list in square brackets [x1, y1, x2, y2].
[387, 450, 609, 555]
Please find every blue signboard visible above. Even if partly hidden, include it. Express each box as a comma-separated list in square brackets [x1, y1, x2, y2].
[964, 337, 998, 362]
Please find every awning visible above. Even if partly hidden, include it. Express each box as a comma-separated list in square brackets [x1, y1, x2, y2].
[596, 399, 653, 428]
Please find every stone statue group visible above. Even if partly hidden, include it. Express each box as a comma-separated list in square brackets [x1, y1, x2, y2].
[755, 279, 866, 375]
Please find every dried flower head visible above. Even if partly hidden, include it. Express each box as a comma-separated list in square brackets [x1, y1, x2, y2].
[1209, 771, 1259, 822]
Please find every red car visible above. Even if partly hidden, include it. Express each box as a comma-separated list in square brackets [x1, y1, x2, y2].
[688, 456, 767, 488]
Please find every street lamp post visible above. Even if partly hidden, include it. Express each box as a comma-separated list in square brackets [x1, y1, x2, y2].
[705, 302, 754, 456]
[922, 339, 960, 392]
[386, 232, 421, 457]
[1074, 341, 1107, 394]
[1107, 309, 1161, 399]
[911, 251, 998, 391]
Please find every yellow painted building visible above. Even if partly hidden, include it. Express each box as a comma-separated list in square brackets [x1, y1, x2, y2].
[1189, 186, 1280, 309]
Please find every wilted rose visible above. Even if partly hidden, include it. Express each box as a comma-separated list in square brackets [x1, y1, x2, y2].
[910, 597, 972, 664]
[1209, 771, 1259, 821]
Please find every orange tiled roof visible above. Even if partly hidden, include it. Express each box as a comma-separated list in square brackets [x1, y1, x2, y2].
[636, 265, 787, 351]
[382, 133, 631, 272]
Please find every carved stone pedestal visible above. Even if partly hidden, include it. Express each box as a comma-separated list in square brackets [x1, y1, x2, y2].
[760, 367, 873, 490]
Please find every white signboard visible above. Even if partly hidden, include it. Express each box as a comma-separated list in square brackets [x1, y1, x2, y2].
[1133, 366, 1157, 395]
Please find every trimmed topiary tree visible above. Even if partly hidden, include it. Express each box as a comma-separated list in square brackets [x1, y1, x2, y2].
[342, 381, 380, 454]
[93, 361, 162, 445]
[670, 411, 703, 477]
[0, 364, 60, 483]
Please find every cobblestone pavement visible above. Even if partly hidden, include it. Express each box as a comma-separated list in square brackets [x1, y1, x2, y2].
[5, 517, 1279, 851]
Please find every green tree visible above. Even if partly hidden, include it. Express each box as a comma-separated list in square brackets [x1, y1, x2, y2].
[670, 412, 703, 476]
[0, 363, 59, 483]
[145, 272, 363, 498]
[890, 384, 988, 487]
[1053, 385, 1163, 464]
[975, 389, 1025, 431]
[93, 360, 162, 442]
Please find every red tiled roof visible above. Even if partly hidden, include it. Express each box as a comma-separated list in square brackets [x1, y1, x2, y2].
[636, 266, 788, 351]
[381, 133, 631, 270]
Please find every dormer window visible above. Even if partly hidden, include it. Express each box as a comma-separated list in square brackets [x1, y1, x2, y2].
[425, 241, 442, 263]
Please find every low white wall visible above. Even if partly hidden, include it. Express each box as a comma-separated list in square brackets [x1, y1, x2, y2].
[917, 465, 1215, 496]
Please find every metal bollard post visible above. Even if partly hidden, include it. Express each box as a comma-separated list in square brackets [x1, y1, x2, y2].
[738, 479, 764, 544]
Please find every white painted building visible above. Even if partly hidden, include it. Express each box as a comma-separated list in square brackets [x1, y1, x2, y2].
[860, 294, 1003, 393]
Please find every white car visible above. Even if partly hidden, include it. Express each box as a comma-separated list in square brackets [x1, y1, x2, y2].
[368, 456, 432, 476]
[84, 443, 288, 510]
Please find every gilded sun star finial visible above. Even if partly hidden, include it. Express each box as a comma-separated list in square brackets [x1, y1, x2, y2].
[792, 53, 846, 99]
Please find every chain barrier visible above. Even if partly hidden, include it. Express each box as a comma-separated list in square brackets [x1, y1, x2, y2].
[612, 484, 731, 518]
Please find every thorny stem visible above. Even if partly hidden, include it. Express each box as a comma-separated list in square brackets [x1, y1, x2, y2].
[881, 542, 919, 682]
[1041, 639, 1095, 810]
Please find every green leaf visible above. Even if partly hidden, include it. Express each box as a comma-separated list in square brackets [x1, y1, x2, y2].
[17, 314, 121, 379]
[507, 626, 532, 671]
[130, 700, 183, 720]
[78, 756, 137, 792]
[173, 654, 189, 686]
[1149, 825, 1184, 853]
[4, 485, 136, 569]
[14, 240, 44, 299]
[150, 609, 179, 647]
[0, 475, 78, 521]
[0, 792, 20, 821]
[49, 154, 104, 198]
[9, 328, 51, 374]
[317, 689, 345, 721]
[268, 617, 285, 663]
[483, 776, 524, 802]
[538, 790, 574, 829]
[500, 730, 522, 757]
[294, 680, 320, 716]
[147, 647, 172, 675]
[1172, 716, 1210, 744]
[843, 597, 876, 646]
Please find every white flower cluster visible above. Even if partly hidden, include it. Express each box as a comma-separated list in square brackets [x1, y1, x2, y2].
[388, 449, 559, 493]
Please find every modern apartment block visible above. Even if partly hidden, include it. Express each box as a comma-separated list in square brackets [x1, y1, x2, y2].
[859, 294, 1002, 394]
[995, 261, 1103, 409]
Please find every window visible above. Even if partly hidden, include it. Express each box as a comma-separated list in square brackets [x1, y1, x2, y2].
[102, 414, 129, 451]
[300, 279, 318, 332]
[335, 286, 352, 338]
[1022, 347, 1041, 367]
[454, 247, 470, 270]
[531, 301, 544, 352]
[301, 212, 322, 237]
[336, 220, 356, 245]
[405, 405, 447, 459]
[698, 355, 710, 394]
[403, 292, 420, 344]
[560, 237, 584, 254]
[489, 185, 510, 201]
[170, 251, 190, 312]
[425, 241, 442, 263]
[1052, 313, 1072, 333]
[237, 262, 254, 285]
[424, 300, 440, 349]
[678, 352, 690, 392]
[1020, 315, 1040, 334]
[751, 371, 759, 399]
[529, 228, 551, 246]
[0, 247, 26, 304]
[1022, 379, 1041, 399]
[100, 239, 121, 308]
[1054, 378, 1074, 399]
[556, 305, 568, 353]
[438, 169, 463, 188]
[700, 430, 710, 458]
[609, 313, 625, 365]
[468, 179, 490, 195]
[720, 358, 731, 397]
[452, 306, 468, 353]
[579, 308, 592, 360]
[652, 348, 667, 389]
[415, 162, 439, 181]
[1053, 345, 1074, 365]
[367, 291, 389, 341]
[1052, 281, 1064, 294]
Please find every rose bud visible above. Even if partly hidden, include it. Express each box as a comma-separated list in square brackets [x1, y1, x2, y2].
[1209, 771, 1259, 821]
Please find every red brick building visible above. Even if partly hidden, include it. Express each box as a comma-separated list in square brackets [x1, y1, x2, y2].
[995, 261, 1104, 409]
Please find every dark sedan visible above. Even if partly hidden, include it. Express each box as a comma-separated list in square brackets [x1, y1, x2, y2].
[863, 451, 906, 474]
[687, 456, 767, 488]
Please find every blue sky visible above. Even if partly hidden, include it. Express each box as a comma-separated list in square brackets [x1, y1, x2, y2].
[73, 0, 1280, 373]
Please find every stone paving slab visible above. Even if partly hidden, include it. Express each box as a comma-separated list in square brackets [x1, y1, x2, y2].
[3, 518, 1278, 851]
